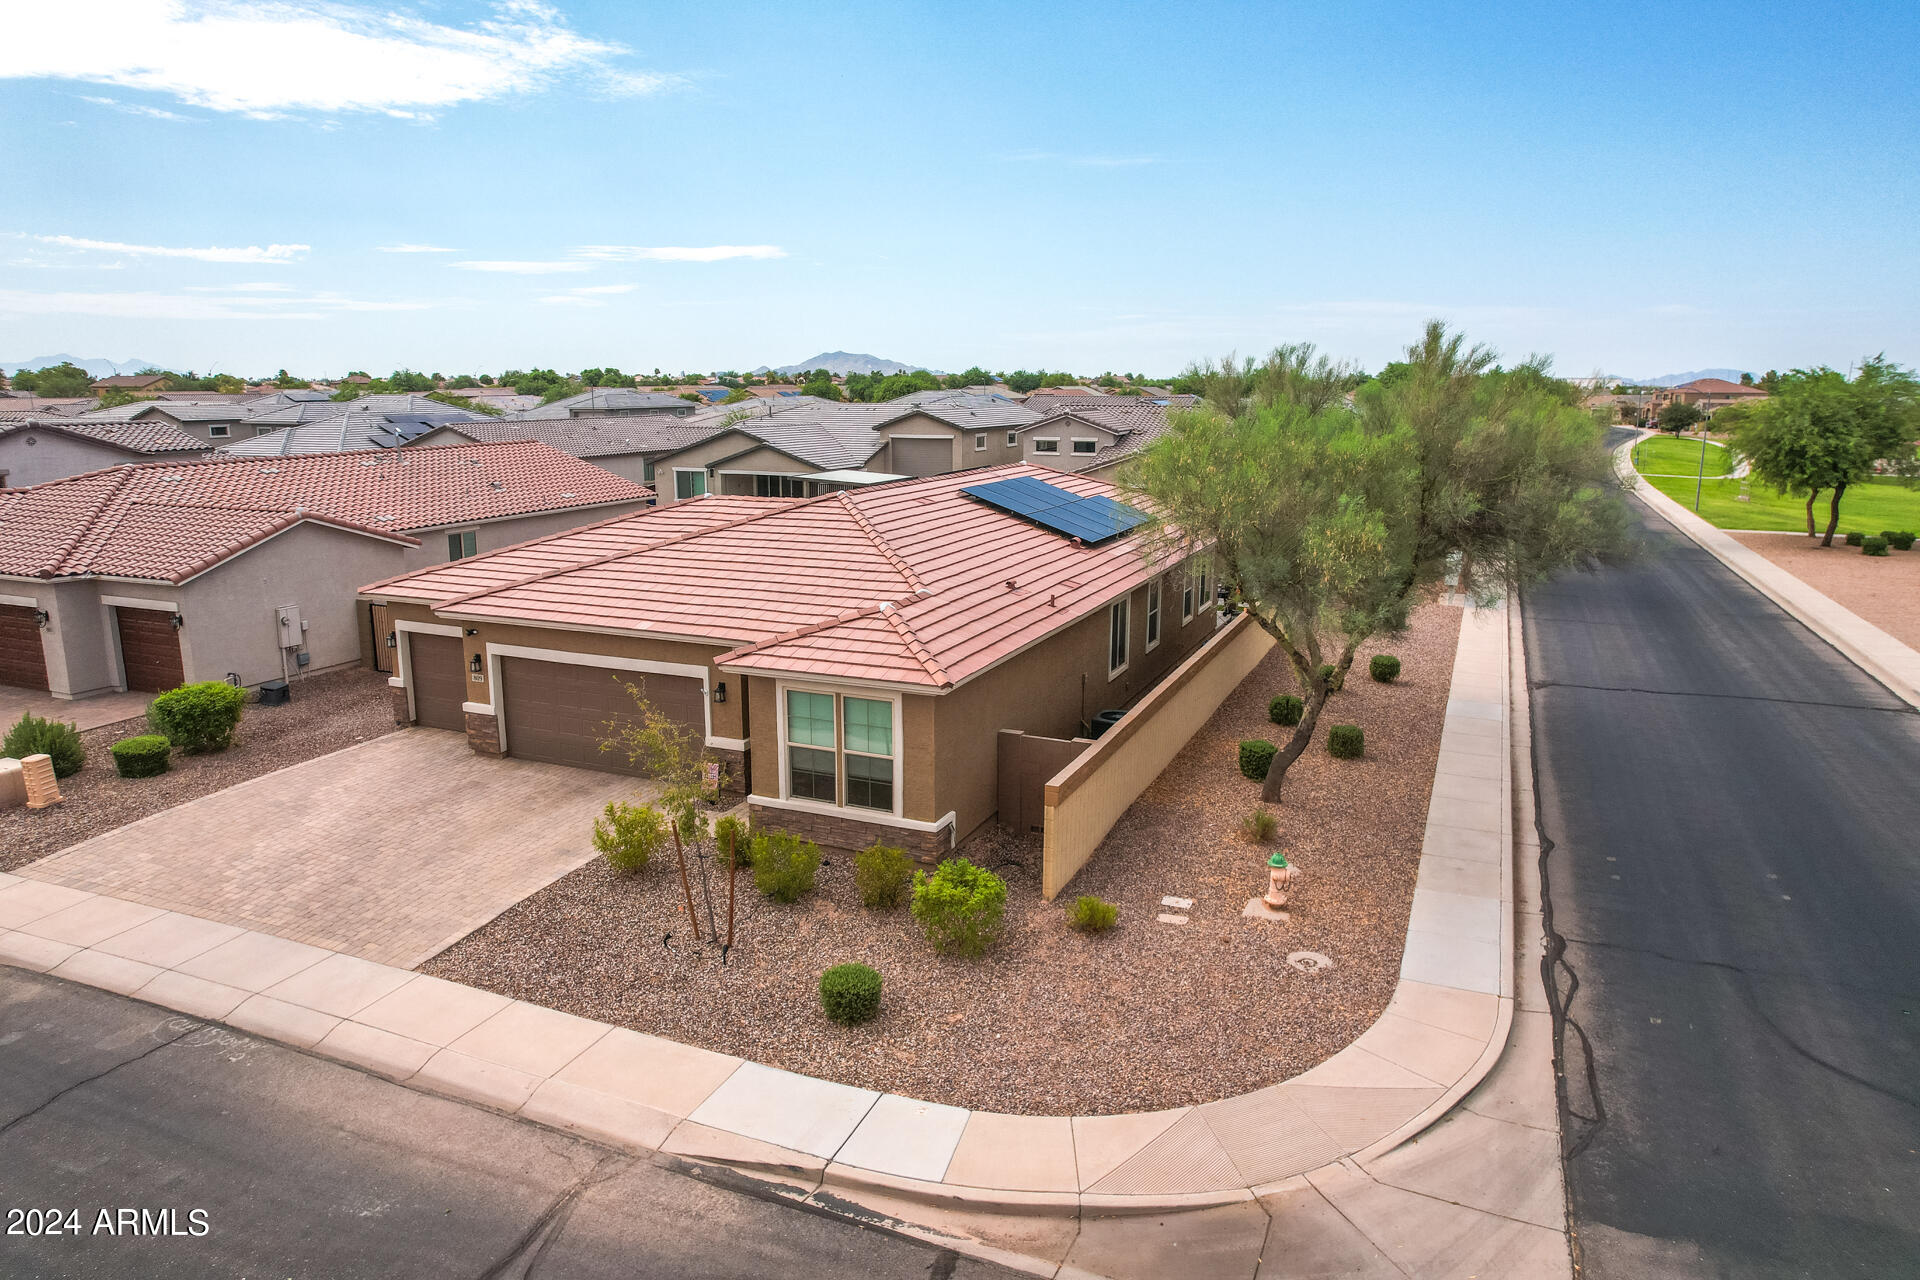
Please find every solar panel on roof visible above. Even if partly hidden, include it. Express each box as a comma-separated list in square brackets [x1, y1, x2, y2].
[961, 477, 1149, 545]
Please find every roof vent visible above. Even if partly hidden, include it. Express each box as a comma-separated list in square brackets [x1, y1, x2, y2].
[487, 480, 503, 490]
[560, 492, 576, 499]
[375, 514, 394, 522]
[360, 458, 379, 467]
[260, 466, 279, 475]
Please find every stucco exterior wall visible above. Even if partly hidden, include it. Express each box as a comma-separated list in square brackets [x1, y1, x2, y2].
[1022, 420, 1119, 468]
[1, 579, 121, 699]
[649, 430, 762, 505]
[399, 500, 651, 570]
[0, 432, 196, 489]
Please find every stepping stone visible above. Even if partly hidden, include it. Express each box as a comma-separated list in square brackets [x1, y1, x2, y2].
[1155, 913, 1189, 926]
[1160, 896, 1194, 910]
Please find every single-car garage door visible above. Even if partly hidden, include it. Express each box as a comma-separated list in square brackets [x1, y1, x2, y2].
[0, 604, 49, 690]
[408, 632, 467, 731]
[116, 606, 184, 693]
[501, 658, 704, 775]
[890, 437, 952, 477]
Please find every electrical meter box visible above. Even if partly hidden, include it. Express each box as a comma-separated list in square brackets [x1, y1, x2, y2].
[275, 604, 303, 648]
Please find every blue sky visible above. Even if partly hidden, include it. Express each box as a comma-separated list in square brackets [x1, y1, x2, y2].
[3, 1, 1916, 379]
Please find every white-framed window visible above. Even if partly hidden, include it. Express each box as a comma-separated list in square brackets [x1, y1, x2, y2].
[749, 474, 805, 497]
[643, 460, 656, 484]
[1006, 431, 1018, 446]
[1181, 565, 1195, 623]
[208, 424, 231, 438]
[1033, 437, 1060, 454]
[674, 468, 707, 500]
[1146, 578, 1161, 650]
[1108, 597, 1130, 678]
[974, 433, 987, 452]
[1071, 438, 1098, 455]
[447, 530, 477, 560]
[782, 686, 900, 814]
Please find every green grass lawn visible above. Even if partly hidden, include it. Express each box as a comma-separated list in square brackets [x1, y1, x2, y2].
[1639, 473, 1920, 533]
[1631, 435, 1734, 476]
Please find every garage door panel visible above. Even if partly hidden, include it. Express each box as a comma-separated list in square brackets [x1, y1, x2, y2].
[0, 605, 50, 690]
[502, 658, 703, 776]
[408, 632, 467, 731]
[116, 607, 184, 694]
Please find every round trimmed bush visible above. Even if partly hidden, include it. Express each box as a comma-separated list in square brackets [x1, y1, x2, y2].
[3, 712, 84, 778]
[1888, 531, 1916, 551]
[820, 963, 882, 1025]
[911, 858, 1007, 957]
[1845, 531, 1865, 547]
[1070, 895, 1118, 933]
[854, 841, 914, 910]
[109, 734, 171, 779]
[147, 680, 247, 753]
[1268, 694, 1303, 726]
[1369, 654, 1401, 683]
[1863, 535, 1889, 557]
[1239, 739, 1278, 780]
[752, 830, 822, 903]
[1328, 724, 1365, 759]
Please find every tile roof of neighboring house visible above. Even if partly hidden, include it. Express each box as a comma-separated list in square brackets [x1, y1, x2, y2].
[0, 417, 209, 456]
[81, 399, 256, 423]
[1021, 402, 1174, 473]
[90, 374, 169, 389]
[457, 415, 732, 459]
[0, 440, 651, 584]
[217, 411, 489, 456]
[247, 393, 484, 428]
[0, 396, 99, 417]
[363, 463, 1184, 691]
[882, 400, 1045, 432]
[1023, 385, 1104, 399]
[509, 388, 702, 419]
[1677, 377, 1766, 395]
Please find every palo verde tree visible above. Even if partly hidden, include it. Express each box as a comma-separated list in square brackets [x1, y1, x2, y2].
[1729, 356, 1920, 545]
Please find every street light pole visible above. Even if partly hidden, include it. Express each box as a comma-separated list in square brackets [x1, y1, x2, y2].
[1695, 406, 1709, 512]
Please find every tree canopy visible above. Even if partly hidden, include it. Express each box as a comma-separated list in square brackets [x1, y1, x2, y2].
[10, 362, 94, 396]
[1657, 400, 1704, 433]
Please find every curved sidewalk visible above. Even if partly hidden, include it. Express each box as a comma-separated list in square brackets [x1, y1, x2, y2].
[0, 601, 1523, 1220]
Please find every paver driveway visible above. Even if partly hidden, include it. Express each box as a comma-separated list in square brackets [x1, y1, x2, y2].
[15, 731, 649, 967]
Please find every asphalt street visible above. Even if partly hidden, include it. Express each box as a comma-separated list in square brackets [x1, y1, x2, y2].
[0, 969, 1022, 1280]
[1527, 450, 1920, 1277]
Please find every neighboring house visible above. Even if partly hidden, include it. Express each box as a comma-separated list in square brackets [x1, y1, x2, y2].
[89, 373, 171, 394]
[1651, 378, 1769, 416]
[0, 395, 98, 417]
[1022, 385, 1103, 403]
[78, 399, 262, 444]
[216, 409, 490, 457]
[1017, 402, 1172, 480]
[456, 416, 731, 488]
[510, 388, 701, 420]
[0, 418, 207, 489]
[361, 463, 1215, 857]
[0, 441, 653, 699]
[746, 384, 802, 397]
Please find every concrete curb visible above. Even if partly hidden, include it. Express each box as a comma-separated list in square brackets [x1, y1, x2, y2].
[0, 599, 1525, 1219]
[1619, 432, 1920, 710]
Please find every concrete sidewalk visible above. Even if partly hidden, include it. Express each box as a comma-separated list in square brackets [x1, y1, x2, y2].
[0, 601, 1565, 1276]
[1620, 432, 1920, 709]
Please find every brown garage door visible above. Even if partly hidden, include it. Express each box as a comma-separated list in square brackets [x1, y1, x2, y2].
[408, 632, 467, 731]
[0, 604, 49, 690]
[116, 607, 184, 693]
[501, 657, 704, 775]
[890, 437, 952, 477]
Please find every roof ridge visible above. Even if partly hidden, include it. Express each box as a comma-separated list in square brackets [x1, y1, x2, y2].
[835, 491, 925, 592]
[31, 469, 135, 577]
[877, 603, 954, 687]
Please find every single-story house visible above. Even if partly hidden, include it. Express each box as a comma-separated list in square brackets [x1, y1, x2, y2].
[361, 463, 1216, 856]
[0, 418, 208, 490]
[510, 388, 701, 420]
[0, 441, 652, 699]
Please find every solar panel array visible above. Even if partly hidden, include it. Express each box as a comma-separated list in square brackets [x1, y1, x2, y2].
[960, 475, 1149, 545]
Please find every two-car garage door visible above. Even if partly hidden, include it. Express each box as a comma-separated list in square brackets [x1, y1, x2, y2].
[499, 658, 705, 776]
[0, 604, 49, 690]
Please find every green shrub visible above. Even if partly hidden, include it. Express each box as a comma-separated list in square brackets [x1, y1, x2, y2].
[147, 680, 246, 753]
[1328, 724, 1365, 759]
[593, 800, 668, 874]
[1070, 895, 1118, 933]
[1242, 808, 1277, 843]
[1887, 531, 1915, 551]
[1268, 694, 1303, 726]
[1238, 739, 1277, 780]
[1863, 535, 1889, 557]
[108, 734, 171, 779]
[1369, 654, 1401, 683]
[752, 830, 821, 902]
[713, 813, 755, 869]
[819, 962, 883, 1025]
[1317, 663, 1345, 692]
[911, 858, 1007, 957]
[1845, 531, 1865, 546]
[854, 842, 914, 910]
[3, 713, 84, 778]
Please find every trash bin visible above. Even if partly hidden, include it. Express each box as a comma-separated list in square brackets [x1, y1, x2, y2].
[258, 679, 291, 706]
[1091, 709, 1127, 738]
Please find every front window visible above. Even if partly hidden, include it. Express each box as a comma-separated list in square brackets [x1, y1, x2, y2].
[1071, 438, 1098, 455]
[1109, 598, 1129, 676]
[643, 460, 656, 484]
[1033, 438, 1060, 454]
[842, 696, 894, 811]
[208, 424, 231, 438]
[752, 474, 805, 497]
[675, 469, 706, 500]
[1006, 431, 1017, 446]
[1182, 567, 1195, 622]
[974, 433, 987, 452]
[786, 690, 837, 801]
[447, 530, 477, 560]
[1146, 578, 1161, 649]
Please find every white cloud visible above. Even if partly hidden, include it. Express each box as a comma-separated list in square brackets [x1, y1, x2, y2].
[377, 243, 459, 254]
[575, 245, 787, 262]
[6, 1, 677, 120]
[35, 234, 309, 264]
[453, 260, 592, 274]
[539, 294, 604, 307]
[79, 94, 193, 123]
[570, 283, 638, 294]
[0, 287, 431, 320]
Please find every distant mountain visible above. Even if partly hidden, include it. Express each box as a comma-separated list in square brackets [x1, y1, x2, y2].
[1605, 368, 1752, 388]
[762, 352, 929, 377]
[1, 354, 163, 377]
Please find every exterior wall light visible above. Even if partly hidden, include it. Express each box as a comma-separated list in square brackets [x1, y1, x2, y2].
[170, 613, 185, 630]
[712, 681, 727, 704]
[386, 633, 397, 648]
[33, 609, 51, 628]
[469, 654, 484, 674]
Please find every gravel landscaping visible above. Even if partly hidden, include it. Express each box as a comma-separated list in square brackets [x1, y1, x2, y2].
[2, 667, 397, 872]
[426, 598, 1464, 1115]
[1732, 532, 1920, 652]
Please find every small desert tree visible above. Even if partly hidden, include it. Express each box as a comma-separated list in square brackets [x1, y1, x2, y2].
[601, 679, 729, 939]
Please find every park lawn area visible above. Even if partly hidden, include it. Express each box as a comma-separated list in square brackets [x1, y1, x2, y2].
[1640, 473, 1920, 533]
[1632, 434, 1734, 476]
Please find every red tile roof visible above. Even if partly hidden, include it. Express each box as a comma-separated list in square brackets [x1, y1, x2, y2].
[364, 464, 1190, 690]
[0, 417, 207, 456]
[0, 440, 650, 583]
[1677, 377, 1765, 395]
